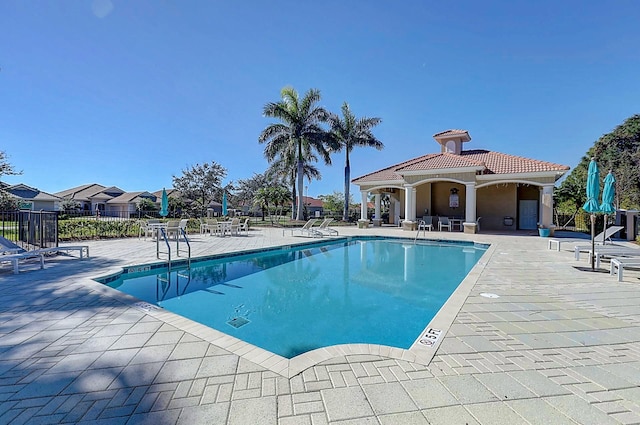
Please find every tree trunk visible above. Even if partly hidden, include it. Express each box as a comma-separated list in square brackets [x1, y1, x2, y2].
[296, 159, 304, 221]
[291, 178, 296, 220]
[343, 153, 350, 221]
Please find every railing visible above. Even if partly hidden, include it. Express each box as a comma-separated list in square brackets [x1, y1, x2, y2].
[1, 210, 58, 249]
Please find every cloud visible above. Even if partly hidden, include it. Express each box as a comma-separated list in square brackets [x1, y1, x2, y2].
[92, 0, 114, 19]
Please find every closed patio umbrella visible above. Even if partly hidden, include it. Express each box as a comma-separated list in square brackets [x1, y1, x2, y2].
[582, 158, 601, 270]
[600, 171, 616, 245]
[222, 191, 228, 216]
[159, 188, 169, 217]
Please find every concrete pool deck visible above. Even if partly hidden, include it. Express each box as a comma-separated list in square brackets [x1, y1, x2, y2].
[1, 226, 640, 424]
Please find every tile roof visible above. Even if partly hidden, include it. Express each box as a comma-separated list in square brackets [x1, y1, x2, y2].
[352, 150, 569, 183]
[433, 129, 469, 137]
[107, 191, 156, 204]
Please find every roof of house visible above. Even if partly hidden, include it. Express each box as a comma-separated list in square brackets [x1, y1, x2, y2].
[107, 191, 156, 204]
[293, 196, 323, 208]
[4, 184, 61, 201]
[433, 129, 470, 138]
[353, 150, 570, 183]
[152, 188, 180, 198]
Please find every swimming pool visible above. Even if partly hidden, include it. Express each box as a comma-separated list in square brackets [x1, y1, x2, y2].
[100, 237, 487, 358]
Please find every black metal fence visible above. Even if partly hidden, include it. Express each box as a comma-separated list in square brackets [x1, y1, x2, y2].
[1, 210, 58, 249]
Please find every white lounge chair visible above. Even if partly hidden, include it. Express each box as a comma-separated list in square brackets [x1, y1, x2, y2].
[315, 218, 338, 236]
[34, 246, 89, 259]
[291, 219, 322, 237]
[610, 257, 640, 281]
[549, 225, 624, 251]
[574, 244, 639, 262]
[592, 247, 640, 268]
[1, 252, 45, 274]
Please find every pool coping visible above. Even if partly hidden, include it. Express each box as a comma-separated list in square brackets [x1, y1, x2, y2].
[89, 235, 493, 378]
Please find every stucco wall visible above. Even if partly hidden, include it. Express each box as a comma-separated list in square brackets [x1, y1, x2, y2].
[431, 182, 466, 218]
[477, 184, 517, 230]
[415, 184, 432, 217]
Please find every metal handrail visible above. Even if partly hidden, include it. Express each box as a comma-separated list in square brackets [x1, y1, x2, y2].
[156, 228, 172, 274]
[176, 228, 191, 268]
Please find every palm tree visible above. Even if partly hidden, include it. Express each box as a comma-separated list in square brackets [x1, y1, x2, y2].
[259, 87, 334, 220]
[253, 188, 270, 221]
[266, 150, 321, 219]
[328, 102, 383, 221]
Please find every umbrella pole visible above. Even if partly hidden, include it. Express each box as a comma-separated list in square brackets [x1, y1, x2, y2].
[591, 214, 596, 271]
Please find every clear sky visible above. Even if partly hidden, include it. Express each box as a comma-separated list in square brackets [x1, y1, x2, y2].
[1, 1, 639, 199]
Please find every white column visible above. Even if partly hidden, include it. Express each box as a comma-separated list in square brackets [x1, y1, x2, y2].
[464, 183, 476, 223]
[410, 188, 417, 221]
[404, 186, 412, 221]
[360, 191, 368, 220]
[374, 194, 381, 219]
[541, 184, 554, 228]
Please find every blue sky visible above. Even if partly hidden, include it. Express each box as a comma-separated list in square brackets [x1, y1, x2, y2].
[1, 1, 639, 199]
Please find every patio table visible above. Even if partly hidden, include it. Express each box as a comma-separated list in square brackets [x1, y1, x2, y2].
[217, 221, 232, 237]
[449, 218, 464, 231]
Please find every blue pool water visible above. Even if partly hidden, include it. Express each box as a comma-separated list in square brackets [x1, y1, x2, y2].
[102, 238, 487, 358]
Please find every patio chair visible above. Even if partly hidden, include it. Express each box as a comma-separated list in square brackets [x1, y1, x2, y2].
[204, 219, 220, 236]
[229, 218, 241, 236]
[138, 220, 155, 240]
[419, 216, 433, 232]
[179, 219, 189, 236]
[438, 217, 451, 232]
[315, 218, 338, 236]
[291, 219, 322, 238]
[165, 220, 181, 240]
[237, 218, 250, 236]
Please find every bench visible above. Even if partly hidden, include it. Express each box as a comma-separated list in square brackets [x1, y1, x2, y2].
[610, 257, 640, 282]
[0, 252, 45, 274]
[36, 246, 89, 259]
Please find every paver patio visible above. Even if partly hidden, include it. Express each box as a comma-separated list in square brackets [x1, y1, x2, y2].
[1, 226, 639, 424]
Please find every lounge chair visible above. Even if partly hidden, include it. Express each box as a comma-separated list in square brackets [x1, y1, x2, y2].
[438, 217, 451, 232]
[34, 246, 89, 259]
[592, 246, 640, 268]
[1, 252, 45, 274]
[574, 243, 638, 261]
[610, 257, 640, 281]
[315, 218, 338, 236]
[291, 219, 322, 238]
[549, 225, 624, 251]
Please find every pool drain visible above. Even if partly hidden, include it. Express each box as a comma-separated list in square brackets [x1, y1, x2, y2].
[227, 317, 250, 328]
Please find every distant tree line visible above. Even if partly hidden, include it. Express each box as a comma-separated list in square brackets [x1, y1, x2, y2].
[556, 114, 640, 214]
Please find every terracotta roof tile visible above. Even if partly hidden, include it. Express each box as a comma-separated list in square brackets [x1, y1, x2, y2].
[461, 150, 570, 174]
[398, 153, 485, 171]
[352, 149, 569, 184]
[432, 129, 469, 137]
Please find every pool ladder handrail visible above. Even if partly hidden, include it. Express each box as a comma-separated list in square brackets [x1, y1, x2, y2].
[156, 227, 192, 272]
[414, 219, 426, 244]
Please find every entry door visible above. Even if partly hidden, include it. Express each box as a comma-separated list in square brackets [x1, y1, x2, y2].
[519, 200, 538, 230]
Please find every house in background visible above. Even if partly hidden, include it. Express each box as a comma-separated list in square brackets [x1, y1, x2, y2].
[352, 130, 570, 233]
[56, 184, 156, 216]
[301, 196, 324, 218]
[1, 183, 61, 211]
